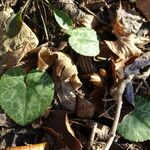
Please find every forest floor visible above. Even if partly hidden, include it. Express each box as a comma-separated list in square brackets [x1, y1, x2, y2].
[0, 0, 150, 150]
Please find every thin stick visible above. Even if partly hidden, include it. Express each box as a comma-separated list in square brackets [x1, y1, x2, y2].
[87, 122, 98, 150]
[36, 0, 49, 41]
[104, 76, 134, 150]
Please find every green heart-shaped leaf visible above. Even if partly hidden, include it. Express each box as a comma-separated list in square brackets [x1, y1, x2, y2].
[67, 27, 100, 56]
[117, 96, 150, 142]
[0, 68, 54, 126]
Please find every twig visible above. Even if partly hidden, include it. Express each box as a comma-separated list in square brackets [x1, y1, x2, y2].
[87, 122, 98, 150]
[36, 0, 49, 41]
[104, 75, 134, 150]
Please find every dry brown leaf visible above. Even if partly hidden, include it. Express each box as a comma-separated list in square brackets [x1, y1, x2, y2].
[79, 14, 100, 29]
[76, 94, 95, 118]
[43, 110, 82, 150]
[5, 143, 47, 150]
[89, 87, 105, 115]
[0, 8, 38, 71]
[95, 124, 109, 141]
[37, 44, 57, 71]
[55, 76, 77, 112]
[36, 43, 82, 90]
[105, 35, 142, 59]
[136, 0, 150, 22]
[106, 4, 150, 59]
[111, 56, 137, 83]
[89, 73, 103, 87]
[55, 52, 82, 90]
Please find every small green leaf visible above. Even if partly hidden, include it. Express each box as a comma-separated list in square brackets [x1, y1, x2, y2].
[67, 27, 100, 56]
[0, 68, 54, 126]
[117, 96, 150, 142]
[54, 9, 73, 29]
[6, 11, 23, 38]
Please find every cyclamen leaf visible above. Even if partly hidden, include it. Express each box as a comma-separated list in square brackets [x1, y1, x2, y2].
[0, 68, 54, 126]
[117, 96, 150, 142]
[5, 10, 23, 38]
[67, 27, 100, 56]
[54, 9, 73, 29]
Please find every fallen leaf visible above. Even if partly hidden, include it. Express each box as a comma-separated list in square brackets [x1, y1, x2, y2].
[55, 76, 77, 112]
[89, 87, 105, 115]
[76, 94, 95, 118]
[43, 110, 82, 150]
[136, 0, 150, 22]
[106, 4, 150, 59]
[0, 8, 38, 72]
[79, 14, 100, 29]
[5, 142, 47, 150]
[105, 36, 142, 59]
[124, 51, 150, 78]
[55, 52, 82, 90]
[95, 124, 109, 141]
[36, 43, 82, 90]
[111, 56, 137, 83]
[37, 44, 57, 71]
[89, 73, 103, 87]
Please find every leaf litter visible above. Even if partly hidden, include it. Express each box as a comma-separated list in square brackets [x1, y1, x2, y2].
[0, 0, 150, 150]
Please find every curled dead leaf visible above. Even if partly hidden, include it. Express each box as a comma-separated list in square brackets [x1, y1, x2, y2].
[55, 52, 82, 90]
[106, 4, 150, 59]
[79, 14, 100, 29]
[95, 124, 109, 141]
[43, 110, 82, 150]
[89, 87, 105, 115]
[37, 44, 57, 71]
[5, 143, 47, 150]
[136, 0, 150, 22]
[89, 73, 103, 87]
[0, 9, 38, 71]
[55, 76, 77, 112]
[76, 94, 95, 118]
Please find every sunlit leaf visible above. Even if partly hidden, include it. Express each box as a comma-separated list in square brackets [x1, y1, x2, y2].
[0, 68, 54, 126]
[67, 27, 100, 56]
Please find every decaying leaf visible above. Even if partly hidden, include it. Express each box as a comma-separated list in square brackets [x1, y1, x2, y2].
[95, 124, 109, 141]
[5, 142, 47, 150]
[43, 110, 82, 150]
[37, 43, 57, 71]
[89, 87, 105, 115]
[36, 43, 82, 90]
[105, 4, 150, 59]
[89, 73, 103, 87]
[111, 56, 137, 83]
[79, 14, 100, 29]
[55, 52, 82, 90]
[0, 8, 38, 72]
[136, 0, 150, 22]
[105, 36, 142, 59]
[124, 51, 150, 78]
[76, 94, 95, 118]
[55, 76, 77, 112]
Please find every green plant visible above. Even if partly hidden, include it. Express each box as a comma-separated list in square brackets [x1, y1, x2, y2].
[53, 8, 100, 56]
[0, 68, 54, 126]
[117, 96, 150, 142]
